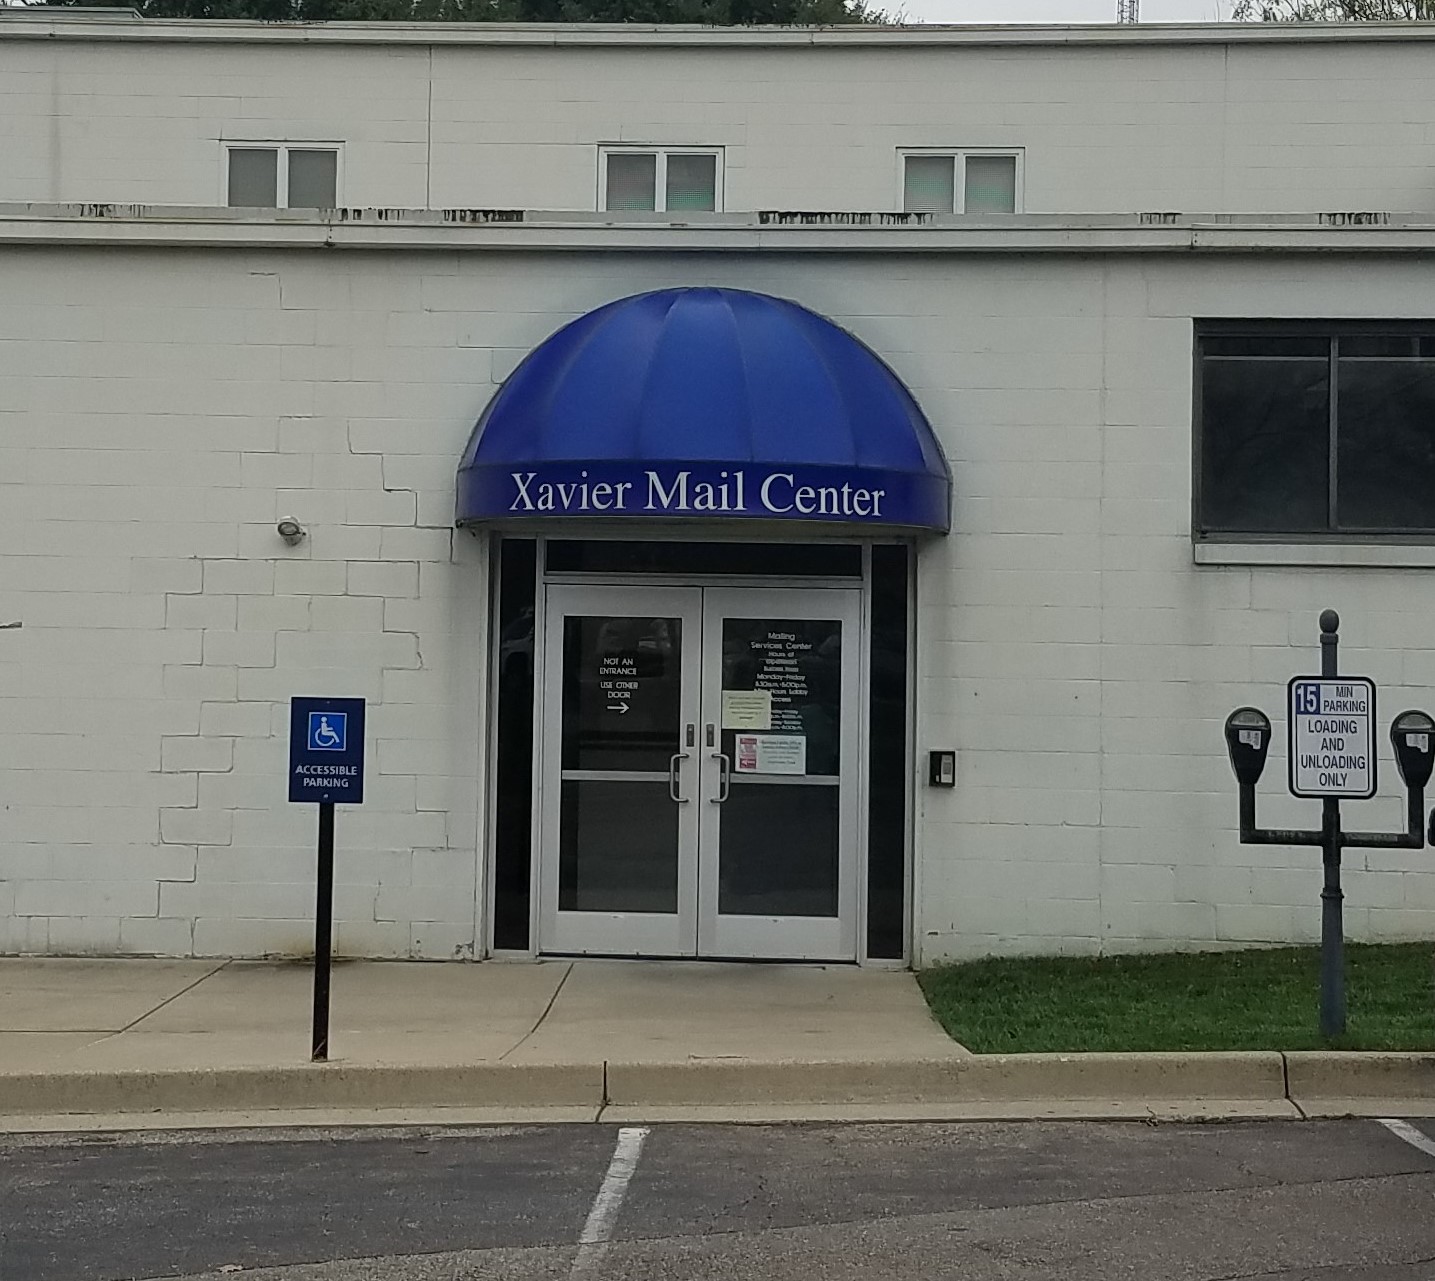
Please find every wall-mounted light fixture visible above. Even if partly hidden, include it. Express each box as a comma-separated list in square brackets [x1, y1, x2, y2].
[276, 517, 307, 547]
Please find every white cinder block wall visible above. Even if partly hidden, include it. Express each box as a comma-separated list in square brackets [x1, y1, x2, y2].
[5, 19, 1435, 959]
[3, 23, 1435, 215]
[6, 242, 1435, 959]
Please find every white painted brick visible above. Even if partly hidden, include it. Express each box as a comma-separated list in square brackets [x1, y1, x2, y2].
[167, 593, 238, 630]
[199, 701, 274, 737]
[203, 560, 275, 596]
[119, 917, 197, 956]
[309, 594, 386, 632]
[410, 922, 475, 960]
[9, 68, 1435, 963]
[346, 490, 418, 527]
[239, 594, 312, 632]
[44, 916, 125, 955]
[130, 558, 203, 595]
[274, 560, 347, 596]
[347, 560, 419, 599]
[159, 807, 233, 847]
[163, 663, 238, 702]
[202, 631, 276, 668]
[15, 880, 157, 918]
[379, 526, 453, 564]
[160, 735, 235, 774]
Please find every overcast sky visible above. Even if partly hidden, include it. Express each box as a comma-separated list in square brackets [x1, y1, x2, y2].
[896, 0, 1239, 21]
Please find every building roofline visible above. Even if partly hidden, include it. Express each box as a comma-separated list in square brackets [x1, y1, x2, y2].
[4, 10, 1435, 48]
[2, 204, 1433, 253]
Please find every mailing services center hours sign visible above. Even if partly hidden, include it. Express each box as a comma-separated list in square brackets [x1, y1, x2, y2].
[1288, 677, 1376, 799]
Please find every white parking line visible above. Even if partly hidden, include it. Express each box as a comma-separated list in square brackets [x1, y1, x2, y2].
[570, 1126, 650, 1278]
[1377, 1117, 1435, 1160]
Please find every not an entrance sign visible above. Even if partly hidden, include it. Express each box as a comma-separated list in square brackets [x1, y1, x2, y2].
[1288, 676, 1376, 800]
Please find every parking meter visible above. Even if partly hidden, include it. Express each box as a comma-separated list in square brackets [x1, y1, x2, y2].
[1391, 710, 1435, 791]
[1224, 707, 1272, 786]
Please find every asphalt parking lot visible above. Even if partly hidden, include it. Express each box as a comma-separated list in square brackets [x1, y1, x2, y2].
[5, 1118, 1435, 1280]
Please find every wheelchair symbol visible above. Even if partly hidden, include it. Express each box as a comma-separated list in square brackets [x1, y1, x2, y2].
[308, 712, 346, 752]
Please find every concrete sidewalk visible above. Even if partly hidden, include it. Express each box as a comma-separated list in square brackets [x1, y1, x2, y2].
[1, 956, 963, 1071]
[4, 957, 1435, 1129]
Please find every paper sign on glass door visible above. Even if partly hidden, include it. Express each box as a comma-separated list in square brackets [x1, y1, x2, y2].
[722, 690, 771, 730]
[734, 734, 806, 776]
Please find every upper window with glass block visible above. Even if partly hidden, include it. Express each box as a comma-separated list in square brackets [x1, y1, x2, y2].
[227, 144, 340, 209]
[600, 148, 721, 214]
[901, 151, 1022, 215]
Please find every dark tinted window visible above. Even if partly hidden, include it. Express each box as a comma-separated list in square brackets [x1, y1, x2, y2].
[867, 544, 909, 961]
[1337, 359, 1435, 529]
[492, 538, 536, 950]
[545, 541, 862, 577]
[1200, 357, 1329, 533]
[1198, 326, 1435, 537]
[1202, 335, 1329, 358]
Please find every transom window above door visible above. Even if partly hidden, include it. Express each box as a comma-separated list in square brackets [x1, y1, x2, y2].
[901, 150, 1022, 215]
[600, 148, 722, 213]
[226, 143, 341, 209]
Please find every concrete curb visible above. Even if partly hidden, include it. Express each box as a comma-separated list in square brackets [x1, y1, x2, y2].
[1285, 1051, 1435, 1099]
[0, 1063, 603, 1117]
[3, 1052, 1434, 1126]
[605, 1053, 1287, 1107]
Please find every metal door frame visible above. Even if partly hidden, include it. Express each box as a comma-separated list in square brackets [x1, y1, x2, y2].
[483, 530, 916, 966]
[696, 586, 863, 961]
[537, 583, 704, 957]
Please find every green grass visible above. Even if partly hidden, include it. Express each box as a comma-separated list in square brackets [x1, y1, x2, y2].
[918, 943, 1435, 1053]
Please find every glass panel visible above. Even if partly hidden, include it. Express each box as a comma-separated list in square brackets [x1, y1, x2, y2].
[720, 617, 842, 777]
[1200, 357, 1330, 533]
[545, 541, 863, 577]
[665, 153, 717, 212]
[867, 545, 908, 959]
[493, 539, 536, 950]
[963, 154, 1017, 214]
[718, 785, 839, 918]
[903, 155, 954, 214]
[717, 616, 842, 919]
[1202, 335, 1329, 358]
[1339, 334, 1429, 358]
[1337, 359, 1435, 530]
[559, 780, 678, 913]
[287, 149, 337, 209]
[561, 615, 682, 771]
[227, 148, 278, 207]
[605, 153, 657, 212]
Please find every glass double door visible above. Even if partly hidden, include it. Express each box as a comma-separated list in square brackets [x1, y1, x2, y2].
[538, 584, 860, 960]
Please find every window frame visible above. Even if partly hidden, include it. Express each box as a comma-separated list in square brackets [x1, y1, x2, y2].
[596, 146, 724, 214]
[1194, 319, 1435, 544]
[897, 147, 1024, 215]
[222, 141, 345, 209]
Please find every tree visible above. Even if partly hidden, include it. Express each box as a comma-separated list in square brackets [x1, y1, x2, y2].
[1233, 0, 1435, 18]
[54, 0, 883, 21]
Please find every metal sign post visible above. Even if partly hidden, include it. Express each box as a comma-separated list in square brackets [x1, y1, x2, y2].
[1223, 611, 1433, 1039]
[289, 697, 366, 1062]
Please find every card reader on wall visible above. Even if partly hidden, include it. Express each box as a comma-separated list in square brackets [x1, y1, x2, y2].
[928, 750, 956, 788]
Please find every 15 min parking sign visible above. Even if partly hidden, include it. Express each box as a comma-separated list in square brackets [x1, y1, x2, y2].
[1287, 676, 1376, 800]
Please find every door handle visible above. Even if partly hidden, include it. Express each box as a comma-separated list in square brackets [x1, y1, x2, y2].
[668, 752, 690, 804]
[710, 751, 731, 804]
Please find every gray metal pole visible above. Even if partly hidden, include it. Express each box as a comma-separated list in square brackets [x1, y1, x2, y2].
[1318, 610, 1346, 1039]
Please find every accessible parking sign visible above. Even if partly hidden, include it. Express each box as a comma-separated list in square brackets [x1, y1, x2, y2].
[289, 697, 366, 804]
[1287, 676, 1376, 799]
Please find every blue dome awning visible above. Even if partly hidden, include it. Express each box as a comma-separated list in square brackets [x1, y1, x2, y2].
[456, 287, 950, 532]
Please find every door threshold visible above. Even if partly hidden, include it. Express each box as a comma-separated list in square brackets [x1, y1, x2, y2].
[538, 952, 859, 965]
